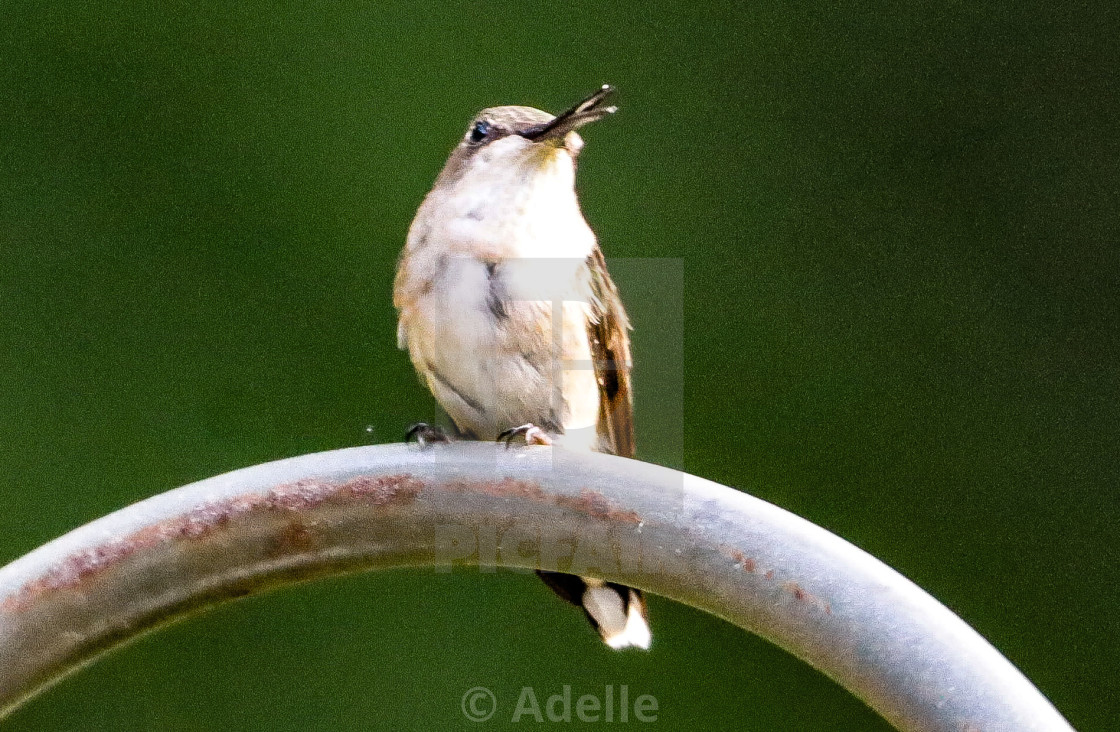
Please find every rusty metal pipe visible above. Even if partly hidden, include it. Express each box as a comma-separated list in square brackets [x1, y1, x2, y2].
[0, 443, 1072, 730]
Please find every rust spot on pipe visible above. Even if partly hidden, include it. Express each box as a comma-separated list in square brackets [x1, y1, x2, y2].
[340, 475, 424, 505]
[1, 473, 424, 613]
[266, 475, 423, 511]
[460, 477, 550, 501]
[443, 478, 641, 524]
[718, 546, 831, 614]
[268, 521, 317, 558]
[555, 489, 641, 524]
[783, 580, 832, 615]
[728, 549, 756, 573]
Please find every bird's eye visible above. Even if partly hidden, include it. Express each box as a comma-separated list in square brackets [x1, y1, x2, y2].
[468, 120, 491, 144]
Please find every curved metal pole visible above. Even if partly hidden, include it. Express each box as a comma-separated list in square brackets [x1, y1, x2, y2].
[0, 443, 1072, 731]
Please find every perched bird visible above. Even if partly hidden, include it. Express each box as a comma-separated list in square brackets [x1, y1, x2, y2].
[393, 86, 650, 649]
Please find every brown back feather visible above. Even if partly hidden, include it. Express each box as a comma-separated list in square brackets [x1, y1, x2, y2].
[585, 247, 635, 458]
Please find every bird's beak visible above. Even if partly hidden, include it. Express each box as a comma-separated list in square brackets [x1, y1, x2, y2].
[523, 85, 617, 143]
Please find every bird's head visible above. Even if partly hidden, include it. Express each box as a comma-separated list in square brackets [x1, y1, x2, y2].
[432, 85, 616, 191]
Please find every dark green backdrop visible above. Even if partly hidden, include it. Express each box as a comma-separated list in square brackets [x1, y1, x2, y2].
[1, 2, 1115, 730]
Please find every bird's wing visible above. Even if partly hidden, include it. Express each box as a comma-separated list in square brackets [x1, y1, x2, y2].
[585, 246, 635, 458]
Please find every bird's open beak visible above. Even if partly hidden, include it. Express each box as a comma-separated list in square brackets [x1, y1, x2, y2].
[523, 85, 617, 143]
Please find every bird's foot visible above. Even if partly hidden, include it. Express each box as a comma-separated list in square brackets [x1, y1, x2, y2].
[497, 423, 553, 449]
[405, 423, 452, 448]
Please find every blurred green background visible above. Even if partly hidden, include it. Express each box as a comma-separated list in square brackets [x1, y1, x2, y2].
[1, 2, 1116, 730]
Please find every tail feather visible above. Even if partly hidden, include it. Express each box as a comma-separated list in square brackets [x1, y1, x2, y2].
[537, 571, 651, 650]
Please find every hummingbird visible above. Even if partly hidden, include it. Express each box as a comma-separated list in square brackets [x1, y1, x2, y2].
[393, 85, 651, 649]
